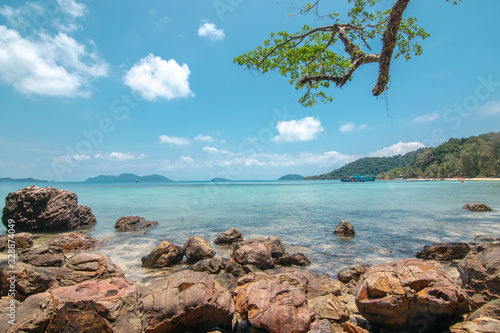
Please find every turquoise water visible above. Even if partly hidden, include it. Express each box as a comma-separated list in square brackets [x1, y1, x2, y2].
[1, 180, 499, 284]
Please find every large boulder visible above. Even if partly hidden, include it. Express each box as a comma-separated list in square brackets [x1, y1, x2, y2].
[19, 245, 67, 267]
[337, 264, 368, 284]
[0, 278, 143, 333]
[356, 258, 469, 330]
[214, 227, 243, 245]
[48, 232, 97, 251]
[182, 236, 216, 263]
[233, 242, 274, 270]
[0, 262, 58, 301]
[192, 258, 222, 274]
[234, 237, 286, 259]
[462, 203, 492, 212]
[1, 186, 96, 231]
[56, 252, 125, 287]
[275, 252, 311, 267]
[458, 243, 500, 310]
[333, 220, 356, 237]
[115, 216, 158, 231]
[141, 270, 234, 332]
[0, 232, 33, 251]
[141, 241, 184, 268]
[416, 242, 470, 261]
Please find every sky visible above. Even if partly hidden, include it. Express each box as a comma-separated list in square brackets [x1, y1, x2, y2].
[0, 0, 499, 181]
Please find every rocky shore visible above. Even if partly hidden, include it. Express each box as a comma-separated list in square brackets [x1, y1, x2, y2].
[0, 186, 498, 332]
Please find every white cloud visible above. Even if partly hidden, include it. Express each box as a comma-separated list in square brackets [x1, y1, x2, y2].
[123, 53, 194, 101]
[412, 113, 441, 124]
[273, 117, 324, 143]
[194, 134, 214, 142]
[159, 135, 191, 146]
[56, 0, 86, 18]
[0, 26, 108, 97]
[161, 155, 196, 170]
[369, 141, 425, 157]
[94, 152, 136, 161]
[339, 122, 368, 133]
[203, 146, 219, 153]
[478, 100, 500, 116]
[72, 154, 90, 161]
[198, 21, 225, 42]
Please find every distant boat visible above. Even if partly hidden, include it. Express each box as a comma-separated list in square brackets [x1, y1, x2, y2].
[135, 179, 138, 183]
[340, 175, 376, 182]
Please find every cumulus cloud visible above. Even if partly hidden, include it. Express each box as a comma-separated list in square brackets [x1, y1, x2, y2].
[56, 0, 86, 18]
[0, 26, 108, 97]
[412, 113, 441, 124]
[159, 135, 190, 146]
[478, 100, 500, 116]
[369, 141, 426, 157]
[94, 152, 136, 161]
[198, 21, 225, 42]
[72, 154, 90, 161]
[339, 122, 368, 133]
[123, 54, 194, 101]
[194, 134, 214, 142]
[273, 117, 324, 143]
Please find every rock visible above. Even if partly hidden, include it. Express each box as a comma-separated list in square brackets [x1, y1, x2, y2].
[473, 235, 500, 244]
[463, 203, 492, 212]
[449, 317, 500, 333]
[214, 272, 238, 292]
[234, 237, 286, 259]
[0, 262, 58, 301]
[141, 240, 184, 268]
[19, 245, 67, 267]
[233, 242, 274, 270]
[1, 185, 97, 231]
[469, 299, 500, 321]
[0, 232, 33, 251]
[337, 264, 367, 283]
[234, 275, 311, 333]
[56, 252, 125, 287]
[416, 242, 470, 261]
[333, 220, 355, 237]
[214, 227, 243, 245]
[49, 232, 98, 251]
[276, 252, 311, 266]
[309, 293, 349, 323]
[223, 258, 246, 277]
[343, 322, 370, 333]
[141, 270, 234, 332]
[192, 258, 222, 274]
[356, 258, 469, 330]
[309, 319, 343, 332]
[182, 236, 216, 263]
[115, 215, 159, 231]
[1, 278, 143, 333]
[458, 243, 500, 310]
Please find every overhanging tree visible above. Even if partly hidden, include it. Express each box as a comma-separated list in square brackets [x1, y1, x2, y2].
[234, 0, 461, 107]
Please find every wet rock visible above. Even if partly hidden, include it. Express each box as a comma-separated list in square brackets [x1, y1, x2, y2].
[356, 258, 469, 330]
[19, 245, 67, 267]
[141, 270, 234, 332]
[333, 220, 355, 237]
[49, 232, 97, 251]
[0, 262, 58, 301]
[309, 293, 349, 323]
[234, 275, 311, 333]
[309, 319, 343, 332]
[141, 240, 184, 268]
[0, 278, 143, 333]
[416, 242, 470, 261]
[276, 252, 311, 266]
[56, 252, 125, 287]
[183, 236, 216, 263]
[233, 242, 274, 270]
[458, 243, 500, 310]
[473, 235, 500, 244]
[115, 215, 158, 231]
[0, 232, 33, 251]
[192, 258, 222, 274]
[214, 227, 243, 245]
[462, 203, 492, 212]
[337, 264, 367, 283]
[1, 185, 97, 231]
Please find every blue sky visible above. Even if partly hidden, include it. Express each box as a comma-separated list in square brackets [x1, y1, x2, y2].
[0, 0, 499, 181]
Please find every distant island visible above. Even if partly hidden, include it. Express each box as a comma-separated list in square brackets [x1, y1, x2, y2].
[211, 177, 231, 182]
[278, 174, 304, 181]
[84, 173, 172, 183]
[0, 177, 51, 183]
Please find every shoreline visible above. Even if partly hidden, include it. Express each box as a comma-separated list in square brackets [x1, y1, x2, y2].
[400, 178, 500, 181]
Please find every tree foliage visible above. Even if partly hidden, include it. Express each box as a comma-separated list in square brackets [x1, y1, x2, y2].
[234, 0, 461, 107]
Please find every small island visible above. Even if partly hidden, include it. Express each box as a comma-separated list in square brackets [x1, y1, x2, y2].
[278, 174, 305, 181]
[84, 173, 172, 183]
[211, 177, 231, 182]
[0, 177, 50, 183]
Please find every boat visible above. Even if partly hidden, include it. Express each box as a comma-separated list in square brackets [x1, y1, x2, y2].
[340, 175, 376, 182]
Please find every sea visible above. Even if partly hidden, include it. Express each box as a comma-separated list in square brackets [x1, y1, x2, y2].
[1, 180, 499, 285]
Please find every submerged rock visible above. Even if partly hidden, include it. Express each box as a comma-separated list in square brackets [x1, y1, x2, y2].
[1, 186, 97, 231]
[49, 232, 97, 251]
[416, 242, 470, 261]
[115, 216, 158, 231]
[182, 236, 216, 263]
[19, 245, 67, 267]
[141, 240, 184, 268]
[0, 232, 33, 251]
[333, 220, 356, 237]
[462, 203, 492, 212]
[214, 227, 243, 245]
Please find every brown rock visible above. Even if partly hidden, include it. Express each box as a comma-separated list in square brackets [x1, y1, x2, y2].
[0, 262, 58, 301]
[1, 185, 97, 231]
[337, 264, 367, 283]
[223, 258, 246, 277]
[333, 220, 355, 237]
[49, 232, 97, 251]
[19, 245, 67, 267]
[183, 236, 216, 263]
[56, 252, 125, 287]
[234, 236, 286, 259]
[343, 322, 370, 333]
[449, 317, 500, 333]
[309, 293, 349, 323]
[276, 252, 311, 267]
[0, 232, 33, 251]
[458, 243, 500, 310]
[1, 278, 143, 333]
[356, 258, 469, 330]
[214, 227, 243, 244]
[233, 242, 274, 270]
[192, 258, 222, 274]
[416, 242, 471, 261]
[141, 240, 184, 268]
[141, 270, 234, 332]
[309, 319, 343, 332]
[115, 216, 159, 231]
[469, 299, 500, 321]
[462, 203, 492, 212]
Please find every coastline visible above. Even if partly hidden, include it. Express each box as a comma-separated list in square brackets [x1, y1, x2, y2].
[402, 177, 500, 181]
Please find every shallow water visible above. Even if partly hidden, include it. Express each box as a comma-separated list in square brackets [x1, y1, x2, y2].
[1, 180, 499, 284]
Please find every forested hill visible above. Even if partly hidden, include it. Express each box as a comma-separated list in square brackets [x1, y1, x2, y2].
[382, 132, 500, 179]
[305, 150, 423, 180]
